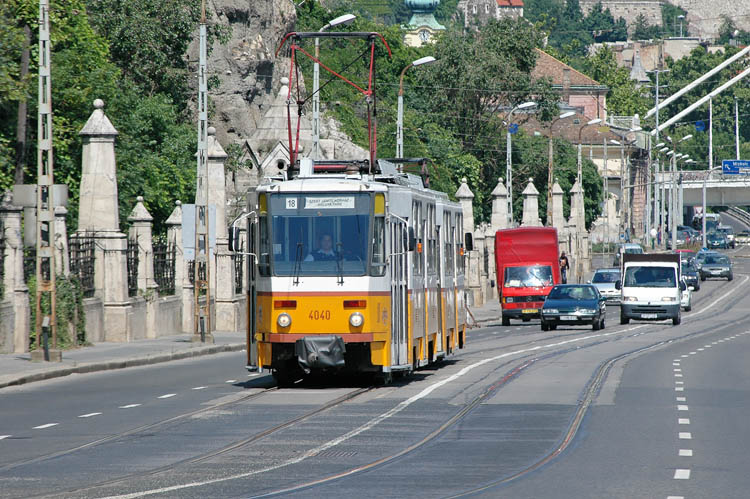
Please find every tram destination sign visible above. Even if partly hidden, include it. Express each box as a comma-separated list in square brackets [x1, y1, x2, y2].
[722, 159, 750, 175]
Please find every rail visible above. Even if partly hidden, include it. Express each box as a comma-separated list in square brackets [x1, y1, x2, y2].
[727, 207, 750, 227]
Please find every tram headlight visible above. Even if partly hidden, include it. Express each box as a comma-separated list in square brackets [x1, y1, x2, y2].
[349, 312, 364, 327]
[277, 313, 292, 328]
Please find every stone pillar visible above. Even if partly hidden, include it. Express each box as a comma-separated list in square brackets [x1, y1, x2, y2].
[568, 180, 585, 231]
[484, 224, 497, 301]
[166, 201, 191, 334]
[455, 178, 474, 237]
[521, 178, 542, 227]
[78, 99, 132, 342]
[490, 178, 508, 233]
[54, 206, 69, 276]
[551, 181, 566, 231]
[455, 179, 478, 306]
[127, 197, 156, 293]
[0, 195, 30, 353]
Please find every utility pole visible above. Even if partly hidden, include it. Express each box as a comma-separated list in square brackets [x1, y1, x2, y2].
[194, 0, 212, 343]
[32, 0, 59, 361]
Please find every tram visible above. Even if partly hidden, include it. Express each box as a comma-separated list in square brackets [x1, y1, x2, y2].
[231, 30, 469, 384]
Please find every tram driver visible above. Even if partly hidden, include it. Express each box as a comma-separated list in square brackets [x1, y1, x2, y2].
[305, 233, 339, 261]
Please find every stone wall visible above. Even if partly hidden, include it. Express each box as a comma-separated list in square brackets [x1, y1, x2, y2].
[670, 0, 750, 40]
[83, 297, 104, 343]
[0, 301, 13, 353]
[580, 1, 663, 31]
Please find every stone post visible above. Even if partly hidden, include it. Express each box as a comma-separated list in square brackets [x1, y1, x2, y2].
[455, 178, 477, 306]
[484, 224, 497, 301]
[0, 195, 30, 353]
[568, 180, 586, 232]
[166, 201, 192, 334]
[127, 197, 156, 293]
[521, 178, 541, 227]
[551, 181, 566, 232]
[490, 179, 508, 233]
[78, 99, 132, 341]
[54, 206, 69, 276]
[474, 227, 486, 306]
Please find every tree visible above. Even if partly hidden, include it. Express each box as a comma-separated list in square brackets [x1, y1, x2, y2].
[631, 13, 661, 41]
[583, 3, 627, 43]
[581, 46, 649, 116]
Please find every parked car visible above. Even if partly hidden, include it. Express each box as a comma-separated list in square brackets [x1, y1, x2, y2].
[717, 225, 736, 248]
[541, 284, 606, 331]
[706, 231, 729, 250]
[680, 276, 692, 312]
[735, 231, 750, 245]
[699, 253, 733, 281]
[613, 243, 644, 266]
[590, 268, 621, 303]
[681, 260, 700, 291]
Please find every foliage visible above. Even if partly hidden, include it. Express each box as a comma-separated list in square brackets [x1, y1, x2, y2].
[28, 274, 86, 349]
[660, 2, 688, 38]
[631, 13, 661, 41]
[718, 15, 750, 46]
[580, 46, 650, 116]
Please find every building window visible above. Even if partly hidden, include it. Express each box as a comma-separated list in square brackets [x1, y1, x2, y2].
[485, 4, 489, 13]
[472, 5, 477, 14]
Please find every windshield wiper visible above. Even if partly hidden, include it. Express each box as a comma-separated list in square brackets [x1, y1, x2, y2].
[293, 241, 303, 285]
[336, 242, 344, 285]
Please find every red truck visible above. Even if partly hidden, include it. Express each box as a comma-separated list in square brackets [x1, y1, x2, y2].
[495, 227, 561, 326]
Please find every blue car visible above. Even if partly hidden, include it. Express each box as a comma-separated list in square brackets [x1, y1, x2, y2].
[541, 284, 607, 331]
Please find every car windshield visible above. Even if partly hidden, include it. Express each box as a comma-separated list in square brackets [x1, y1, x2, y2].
[263, 193, 372, 276]
[705, 256, 729, 265]
[592, 271, 619, 283]
[548, 286, 596, 300]
[624, 266, 677, 287]
[681, 263, 696, 273]
[624, 246, 643, 254]
[504, 265, 553, 287]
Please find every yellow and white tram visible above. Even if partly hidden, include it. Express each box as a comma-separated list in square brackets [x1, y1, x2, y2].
[239, 158, 468, 384]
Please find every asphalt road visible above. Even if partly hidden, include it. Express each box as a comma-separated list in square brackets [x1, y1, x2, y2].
[1, 247, 750, 499]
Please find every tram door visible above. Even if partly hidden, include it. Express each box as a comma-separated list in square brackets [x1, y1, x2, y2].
[389, 218, 409, 367]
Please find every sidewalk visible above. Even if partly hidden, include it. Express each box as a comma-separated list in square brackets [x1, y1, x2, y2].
[0, 333, 246, 390]
[467, 299, 502, 326]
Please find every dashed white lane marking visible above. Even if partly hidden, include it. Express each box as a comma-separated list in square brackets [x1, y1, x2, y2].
[672, 362, 680, 366]
[674, 469, 691, 480]
[675, 381, 684, 385]
[705, 345, 712, 348]
[697, 348, 704, 351]
[119, 404, 141, 409]
[157, 393, 176, 399]
[0, 435, 10, 440]
[679, 432, 692, 439]
[675, 387, 684, 392]
[674, 368, 681, 372]
[247, 373, 263, 377]
[678, 405, 689, 411]
[689, 352, 697, 355]
[676, 397, 686, 402]
[78, 412, 102, 418]
[673, 359, 681, 362]
[678, 418, 690, 425]
[192, 386, 206, 390]
[675, 374, 683, 378]
[681, 355, 688, 358]
[679, 449, 693, 457]
[33, 423, 58, 429]
[667, 496, 685, 499]
[225, 380, 237, 383]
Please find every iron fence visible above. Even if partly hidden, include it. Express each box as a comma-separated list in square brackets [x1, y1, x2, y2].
[233, 250, 244, 295]
[153, 238, 176, 295]
[126, 237, 139, 297]
[69, 234, 96, 298]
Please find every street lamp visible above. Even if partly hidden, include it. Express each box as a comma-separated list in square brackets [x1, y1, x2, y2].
[576, 118, 601, 185]
[546, 111, 576, 222]
[666, 134, 693, 250]
[397, 56, 436, 159]
[313, 13, 356, 160]
[506, 101, 537, 225]
[677, 14, 685, 37]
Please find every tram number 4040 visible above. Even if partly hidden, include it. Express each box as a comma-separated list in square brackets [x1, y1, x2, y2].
[309, 310, 331, 320]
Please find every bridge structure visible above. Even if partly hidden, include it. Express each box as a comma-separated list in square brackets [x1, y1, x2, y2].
[656, 170, 750, 209]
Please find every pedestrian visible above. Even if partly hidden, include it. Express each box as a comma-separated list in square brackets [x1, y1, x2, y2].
[559, 252, 570, 284]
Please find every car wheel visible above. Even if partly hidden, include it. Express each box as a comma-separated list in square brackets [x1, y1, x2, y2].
[728, 273, 733, 281]
[695, 283, 700, 291]
[502, 316, 510, 327]
[600, 317, 605, 329]
[700, 274, 706, 281]
[592, 318, 600, 330]
[673, 311, 681, 326]
[541, 321, 549, 332]
[620, 313, 629, 325]
[550, 323, 557, 330]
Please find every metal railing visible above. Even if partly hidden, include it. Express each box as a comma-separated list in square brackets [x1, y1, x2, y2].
[126, 238, 139, 297]
[153, 238, 176, 296]
[69, 234, 96, 298]
[233, 250, 244, 295]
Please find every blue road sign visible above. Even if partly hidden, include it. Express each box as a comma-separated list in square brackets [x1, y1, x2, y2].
[695, 120, 705, 132]
[509, 123, 519, 134]
[722, 159, 750, 174]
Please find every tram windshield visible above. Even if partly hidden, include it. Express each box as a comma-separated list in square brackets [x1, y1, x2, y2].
[263, 193, 372, 276]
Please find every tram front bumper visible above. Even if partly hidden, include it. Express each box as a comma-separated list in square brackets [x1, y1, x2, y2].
[295, 335, 347, 370]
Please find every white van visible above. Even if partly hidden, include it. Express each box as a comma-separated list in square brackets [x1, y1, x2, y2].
[616, 253, 684, 326]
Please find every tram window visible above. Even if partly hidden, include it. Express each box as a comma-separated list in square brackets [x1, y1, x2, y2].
[427, 204, 435, 274]
[258, 216, 270, 276]
[371, 217, 386, 276]
[444, 213, 454, 276]
[413, 201, 423, 276]
[456, 214, 464, 273]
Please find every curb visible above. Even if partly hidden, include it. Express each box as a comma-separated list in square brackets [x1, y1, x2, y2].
[0, 343, 246, 390]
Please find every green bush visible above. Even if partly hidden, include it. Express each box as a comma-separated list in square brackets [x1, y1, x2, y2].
[27, 273, 86, 349]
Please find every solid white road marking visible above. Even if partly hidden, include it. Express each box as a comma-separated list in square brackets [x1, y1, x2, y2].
[225, 380, 237, 383]
[78, 412, 102, 418]
[678, 418, 690, 425]
[158, 393, 176, 399]
[192, 386, 206, 390]
[33, 423, 58, 429]
[679, 449, 693, 457]
[673, 469, 691, 479]
[678, 405, 689, 411]
[679, 432, 692, 439]
[676, 397, 686, 402]
[119, 404, 141, 409]
[0, 435, 10, 440]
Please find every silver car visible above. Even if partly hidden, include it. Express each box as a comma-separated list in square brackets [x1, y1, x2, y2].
[590, 268, 621, 303]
